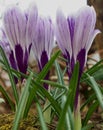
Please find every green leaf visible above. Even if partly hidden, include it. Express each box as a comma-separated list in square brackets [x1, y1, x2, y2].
[36, 51, 60, 81]
[31, 92, 48, 130]
[32, 81, 61, 115]
[56, 94, 72, 130]
[54, 60, 65, 107]
[55, 60, 64, 85]
[92, 68, 103, 81]
[81, 124, 93, 130]
[56, 62, 79, 130]
[0, 46, 19, 105]
[0, 85, 15, 111]
[87, 74, 103, 109]
[81, 59, 103, 82]
[36, 103, 48, 130]
[86, 59, 103, 74]
[41, 80, 67, 89]
[23, 51, 60, 117]
[80, 94, 96, 111]
[12, 72, 33, 130]
[68, 62, 79, 110]
[82, 101, 99, 126]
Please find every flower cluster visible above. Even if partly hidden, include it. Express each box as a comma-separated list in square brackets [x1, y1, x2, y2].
[0, 4, 99, 92]
[0, 4, 54, 85]
[55, 6, 100, 108]
[31, 16, 54, 89]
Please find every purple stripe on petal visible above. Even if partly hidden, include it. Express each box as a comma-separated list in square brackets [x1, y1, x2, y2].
[70, 56, 75, 75]
[9, 50, 18, 83]
[28, 43, 32, 54]
[23, 44, 32, 74]
[15, 44, 24, 73]
[39, 50, 49, 71]
[77, 48, 86, 77]
[67, 17, 75, 43]
[39, 50, 49, 89]
[23, 48, 28, 74]
[64, 49, 70, 62]
[9, 50, 17, 70]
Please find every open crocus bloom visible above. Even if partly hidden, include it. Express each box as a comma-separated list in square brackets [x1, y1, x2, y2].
[1, 4, 38, 82]
[56, 6, 100, 108]
[32, 16, 54, 89]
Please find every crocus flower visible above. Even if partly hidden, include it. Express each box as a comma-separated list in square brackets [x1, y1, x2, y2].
[32, 16, 54, 89]
[55, 6, 100, 108]
[1, 4, 38, 82]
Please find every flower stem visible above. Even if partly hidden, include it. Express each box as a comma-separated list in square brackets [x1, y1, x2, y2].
[74, 95, 81, 130]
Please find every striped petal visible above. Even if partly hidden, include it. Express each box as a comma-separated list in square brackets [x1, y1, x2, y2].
[3, 6, 27, 50]
[44, 17, 54, 59]
[73, 6, 100, 60]
[32, 16, 54, 62]
[56, 9, 72, 58]
[26, 3, 38, 47]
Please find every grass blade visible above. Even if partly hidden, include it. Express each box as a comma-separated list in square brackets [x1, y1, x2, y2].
[68, 62, 79, 110]
[32, 81, 61, 115]
[0, 85, 15, 111]
[36, 51, 60, 81]
[41, 80, 67, 89]
[81, 124, 93, 130]
[23, 51, 60, 117]
[36, 103, 48, 130]
[87, 74, 103, 109]
[12, 72, 33, 130]
[56, 62, 79, 130]
[0, 46, 19, 105]
[80, 94, 96, 111]
[82, 101, 99, 126]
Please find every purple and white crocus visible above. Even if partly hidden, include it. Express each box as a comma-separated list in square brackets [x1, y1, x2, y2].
[55, 6, 100, 109]
[31, 16, 54, 89]
[0, 5, 38, 83]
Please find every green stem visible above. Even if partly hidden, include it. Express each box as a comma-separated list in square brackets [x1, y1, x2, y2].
[74, 95, 81, 130]
[43, 86, 51, 123]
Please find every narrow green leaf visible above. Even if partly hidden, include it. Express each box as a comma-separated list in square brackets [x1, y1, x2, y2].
[56, 94, 72, 130]
[36, 103, 48, 130]
[80, 94, 96, 111]
[81, 59, 103, 82]
[23, 51, 60, 117]
[82, 101, 99, 126]
[56, 62, 79, 130]
[86, 59, 103, 74]
[0, 85, 15, 111]
[41, 80, 67, 89]
[87, 74, 103, 109]
[32, 81, 61, 115]
[0, 46, 19, 105]
[68, 62, 79, 110]
[12, 73, 33, 130]
[54, 60, 66, 109]
[92, 68, 103, 81]
[0, 59, 5, 65]
[36, 50, 60, 81]
[81, 124, 93, 130]
[55, 60, 64, 85]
